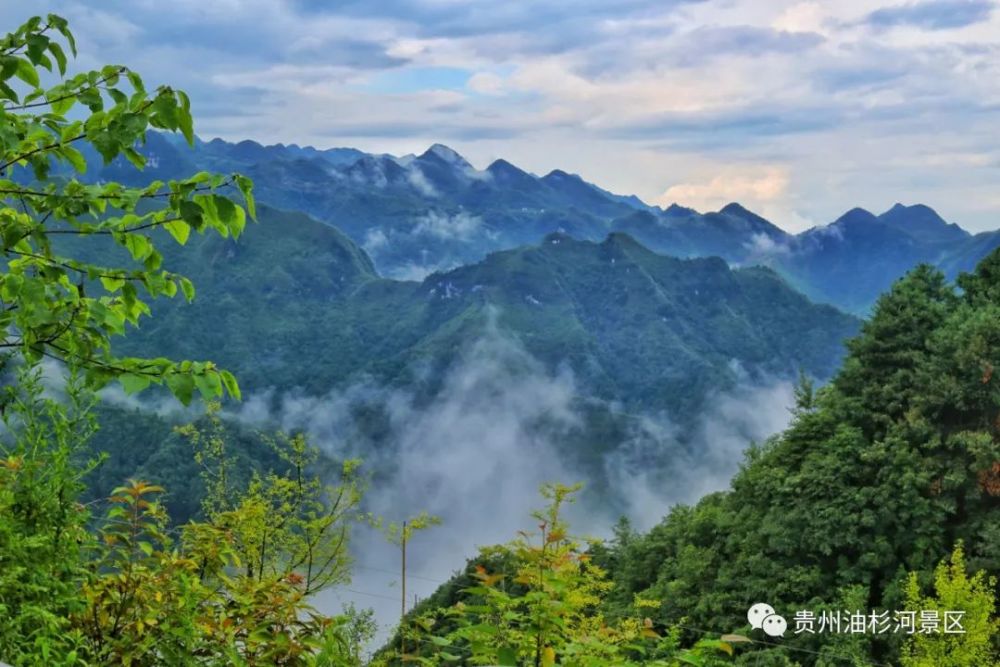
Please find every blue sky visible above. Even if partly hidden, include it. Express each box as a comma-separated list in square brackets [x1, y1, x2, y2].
[4, 0, 1000, 232]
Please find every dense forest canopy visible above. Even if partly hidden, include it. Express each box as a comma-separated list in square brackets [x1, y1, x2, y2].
[386, 251, 1000, 665]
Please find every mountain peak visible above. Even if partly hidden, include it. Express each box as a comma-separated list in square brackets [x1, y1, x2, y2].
[542, 169, 582, 182]
[878, 202, 968, 244]
[486, 158, 526, 176]
[663, 203, 698, 217]
[834, 207, 878, 226]
[420, 143, 472, 168]
[880, 202, 944, 223]
[720, 202, 752, 216]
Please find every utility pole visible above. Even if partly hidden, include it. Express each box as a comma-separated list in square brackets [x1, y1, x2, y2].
[400, 519, 407, 662]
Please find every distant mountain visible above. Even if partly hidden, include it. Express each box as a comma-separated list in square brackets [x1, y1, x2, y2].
[877, 202, 968, 245]
[72, 134, 635, 279]
[608, 201, 999, 314]
[76, 205, 859, 519]
[74, 133, 1000, 313]
[108, 206, 858, 419]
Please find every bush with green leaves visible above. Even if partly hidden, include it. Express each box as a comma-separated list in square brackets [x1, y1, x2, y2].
[0, 13, 375, 666]
[901, 543, 999, 667]
[398, 484, 742, 667]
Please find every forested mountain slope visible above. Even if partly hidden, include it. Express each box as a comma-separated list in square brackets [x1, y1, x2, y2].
[98, 206, 858, 415]
[410, 250, 1000, 665]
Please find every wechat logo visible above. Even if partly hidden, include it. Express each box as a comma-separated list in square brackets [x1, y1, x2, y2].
[748, 602, 787, 637]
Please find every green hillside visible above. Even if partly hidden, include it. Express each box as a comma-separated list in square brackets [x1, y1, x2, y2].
[104, 208, 857, 417]
[409, 251, 1000, 665]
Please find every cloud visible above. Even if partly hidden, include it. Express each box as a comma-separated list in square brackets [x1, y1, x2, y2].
[744, 231, 793, 256]
[412, 211, 485, 240]
[658, 166, 791, 210]
[467, 72, 506, 95]
[772, 2, 830, 34]
[221, 323, 799, 645]
[671, 25, 825, 64]
[362, 228, 390, 253]
[406, 166, 439, 197]
[10, 0, 1000, 230]
[865, 0, 996, 30]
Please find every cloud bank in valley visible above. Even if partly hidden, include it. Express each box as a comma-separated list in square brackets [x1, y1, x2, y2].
[231, 327, 797, 642]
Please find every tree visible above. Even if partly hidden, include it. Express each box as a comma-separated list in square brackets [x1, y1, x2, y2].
[0, 13, 374, 665]
[0, 367, 94, 664]
[78, 426, 368, 665]
[408, 484, 741, 666]
[0, 13, 254, 405]
[901, 543, 999, 667]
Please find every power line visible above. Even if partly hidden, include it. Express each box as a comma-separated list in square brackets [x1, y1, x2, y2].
[332, 587, 400, 603]
[353, 563, 451, 585]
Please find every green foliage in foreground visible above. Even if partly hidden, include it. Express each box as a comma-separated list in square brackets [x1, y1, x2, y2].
[0, 14, 253, 405]
[585, 257, 1000, 664]
[0, 368, 374, 665]
[902, 543, 999, 666]
[395, 484, 742, 667]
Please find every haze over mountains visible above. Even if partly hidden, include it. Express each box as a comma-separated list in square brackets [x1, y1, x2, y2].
[80, 133, 1000, 316]
[67, 130, 1000, 521]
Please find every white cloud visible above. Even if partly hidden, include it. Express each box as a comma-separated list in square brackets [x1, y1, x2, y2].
[467, 72, 506, 95]
[413, 211, 484, 240]
[407, 166, 439, 197]
[8, 0, 1000, 230]
[773, 2, 829, 34]
[658, 166, 791, 210]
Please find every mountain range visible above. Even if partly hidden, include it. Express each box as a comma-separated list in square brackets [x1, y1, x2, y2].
[64, 132, 1000, 521]
[105, 205, 858, 416]
[77, 133, 1000, 315]
[74, 202, 860, 517]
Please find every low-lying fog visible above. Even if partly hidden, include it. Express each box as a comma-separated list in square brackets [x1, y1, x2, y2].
[224, 328, 797, 651]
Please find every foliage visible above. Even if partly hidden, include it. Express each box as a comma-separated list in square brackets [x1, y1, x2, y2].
[584, 257, 1000, 665]
[0, 367, 94, 665]
[0, 372, 370, 666]
[0, 13, 254, 404]
[400, 484, 741, 666]
[901, 543, 999, 667]
[0, 13, 371, 666]
[179, 406, 365, 595]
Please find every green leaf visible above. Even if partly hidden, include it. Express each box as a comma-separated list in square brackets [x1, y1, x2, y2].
[61, 145, 87, 173]
[165, 373, 195, 406]
[126, 69, 144, 94]
[124, 234, 151, 261]
[193, 370, 223, 399]
[178, 277, 195, 302]
[219, 369, 241, 401]
[163, 219, 191, 245]
[50, 92, 75, 115]
[0, 81, 19, 103]
[100, 276, 125, 292]
[235, 174, 256, 219]
[497, 646, 518, 666]
[14, 58, 39, 87]
[177, 90, 194, 145]
[120, 373, 151, 395]
[48, 40, 67, 75]
[179, 200, 204, 231]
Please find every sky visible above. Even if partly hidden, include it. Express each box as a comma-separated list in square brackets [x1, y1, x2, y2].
[5, 0, 1000, 232]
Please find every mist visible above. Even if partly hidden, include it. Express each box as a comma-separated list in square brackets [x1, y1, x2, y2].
[226, 326, 797, 649]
